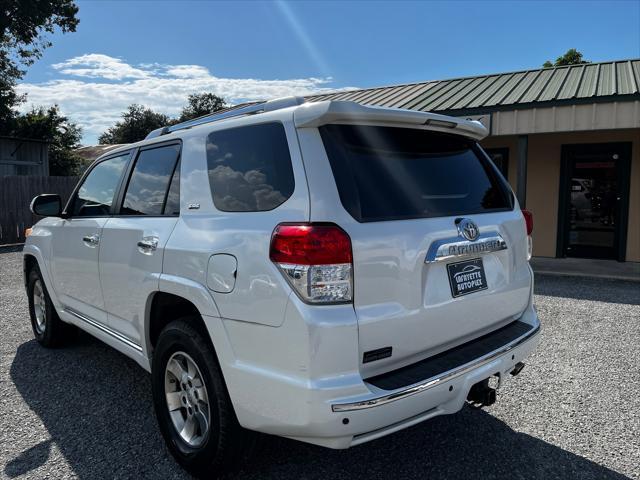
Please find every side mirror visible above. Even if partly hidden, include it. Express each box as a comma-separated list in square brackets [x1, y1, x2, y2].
[30, 194, 62, 217]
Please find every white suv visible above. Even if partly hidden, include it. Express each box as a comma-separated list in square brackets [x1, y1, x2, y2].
[24, 97, 540, 477]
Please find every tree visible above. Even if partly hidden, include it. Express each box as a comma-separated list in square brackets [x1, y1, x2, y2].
[98, 104, 172, 144]
[13, 105, 85, 175]
[179, 93, 226, 122]
[0, 0, 79, 132]
[543, 49, 590, 68]
[99, 94, 227, 144]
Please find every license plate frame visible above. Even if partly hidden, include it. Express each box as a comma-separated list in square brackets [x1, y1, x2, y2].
[446, 257, 488, 298]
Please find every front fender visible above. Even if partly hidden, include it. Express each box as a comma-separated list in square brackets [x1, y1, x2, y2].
[23, 240, 61, 310]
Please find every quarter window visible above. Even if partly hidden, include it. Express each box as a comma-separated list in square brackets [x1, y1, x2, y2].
[206, 123, 295, 212]
[121, 144, 180, 216]
[71, 154, 128, 217]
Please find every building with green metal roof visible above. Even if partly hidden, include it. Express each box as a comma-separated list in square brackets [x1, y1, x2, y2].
[310, 59, 640, 263]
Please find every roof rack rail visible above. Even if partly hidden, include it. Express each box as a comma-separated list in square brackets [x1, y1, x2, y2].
[145, 96, 306, 140]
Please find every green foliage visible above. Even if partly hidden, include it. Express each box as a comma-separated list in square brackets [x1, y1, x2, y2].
[179, 93, 226, 122]
[0, 0, 79, 129]
[543, 49, 590, 68]
[99, 93, 227, 144]
[98, 104, 172, 144]
[13, 105, 85, 175]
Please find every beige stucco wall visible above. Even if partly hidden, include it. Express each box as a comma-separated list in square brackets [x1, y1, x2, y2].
[482, 129, 640, 262]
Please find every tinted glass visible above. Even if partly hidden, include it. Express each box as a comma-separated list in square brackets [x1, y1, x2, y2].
[485, 148, 509, 179]
[164, 159, 180, 215]
[72, 154, 128, 216]
[567, 152, 619, 255]
[320, 125, 511, 222]
[206, 123, 294, 212]
[122, 144, 180, 215]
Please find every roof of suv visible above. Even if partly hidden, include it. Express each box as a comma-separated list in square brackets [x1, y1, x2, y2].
[97, 98, 488, 162]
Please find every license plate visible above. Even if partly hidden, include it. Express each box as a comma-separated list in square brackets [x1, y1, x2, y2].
[446, 258, 488, 298]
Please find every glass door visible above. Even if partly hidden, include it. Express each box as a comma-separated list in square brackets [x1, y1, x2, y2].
[559, 143, 631, 261]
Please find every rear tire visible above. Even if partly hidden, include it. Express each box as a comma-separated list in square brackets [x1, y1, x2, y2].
[152, 318, 251, 478]
[27, 266, 73, 347]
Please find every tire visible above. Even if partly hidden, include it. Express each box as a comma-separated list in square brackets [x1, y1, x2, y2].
[27, 266, 73, 348]
[152, 318, 251, 478]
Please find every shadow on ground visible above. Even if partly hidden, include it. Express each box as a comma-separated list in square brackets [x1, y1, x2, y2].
[8, 331, 630, 480]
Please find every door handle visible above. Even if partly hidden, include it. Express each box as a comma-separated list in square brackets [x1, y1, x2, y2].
[82, 234, 100, 247]
[137, 237, 158, 254]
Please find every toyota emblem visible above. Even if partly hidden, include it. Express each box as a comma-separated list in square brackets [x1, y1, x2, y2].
[457, 218, 479, 241]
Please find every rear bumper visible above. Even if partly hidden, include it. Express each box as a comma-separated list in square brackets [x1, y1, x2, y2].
[214, 304, 541, 449]
[333, 320, 538, 412]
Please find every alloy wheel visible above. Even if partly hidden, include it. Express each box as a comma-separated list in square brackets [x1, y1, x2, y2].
[32, 279, 47, 335]
[164, 351, 211, 448]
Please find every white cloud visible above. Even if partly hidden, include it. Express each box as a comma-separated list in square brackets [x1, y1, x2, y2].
[164, 65, 211, 79]
[51, 53, 150, 80]
[17, 53, 353, 144]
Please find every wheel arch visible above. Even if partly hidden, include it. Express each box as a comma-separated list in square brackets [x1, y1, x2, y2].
[22, 244, 62, 309]
[23, 254, 38, 288]
[146, 292, 203, 352]
[145, 274, 221, 358]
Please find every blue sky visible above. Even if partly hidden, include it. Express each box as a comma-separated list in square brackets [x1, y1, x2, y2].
[17, 0, 640, 143]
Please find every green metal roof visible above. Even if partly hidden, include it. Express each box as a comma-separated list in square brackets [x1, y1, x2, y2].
[307, 59, 640, 114]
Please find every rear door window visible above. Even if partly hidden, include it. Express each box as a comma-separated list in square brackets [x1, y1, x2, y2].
[206, 123, 294, 212]
[163, 159, 180, 215]
[121, 144, 180, 215]
[319, 125, 512, 222]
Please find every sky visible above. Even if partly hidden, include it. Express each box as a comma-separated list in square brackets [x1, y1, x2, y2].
[16, 0, 640, 144]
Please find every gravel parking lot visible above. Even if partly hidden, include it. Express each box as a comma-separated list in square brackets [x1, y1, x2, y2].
[1, 249, 639, 480]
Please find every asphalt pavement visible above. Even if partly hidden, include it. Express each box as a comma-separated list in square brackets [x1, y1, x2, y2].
[1, 249, 639, 479]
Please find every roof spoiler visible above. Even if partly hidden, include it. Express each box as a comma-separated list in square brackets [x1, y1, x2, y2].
[293, 101, 488, 140]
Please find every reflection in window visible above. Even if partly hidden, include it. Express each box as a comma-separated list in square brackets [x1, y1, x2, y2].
[122, 145, 180, 215]
[164, 159, 180, 215]
[484, 148, 509, 179]
[72, 154, 128, 216]
[320, 125, 511, 222]
[206, 123, 294, 212]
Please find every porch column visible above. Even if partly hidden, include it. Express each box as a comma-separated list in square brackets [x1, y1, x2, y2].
[516, 135, 528, 208]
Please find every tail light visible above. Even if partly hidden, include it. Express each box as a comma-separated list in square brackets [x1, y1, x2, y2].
[521, 209, 533, 260]
[270, 223, 353, 304]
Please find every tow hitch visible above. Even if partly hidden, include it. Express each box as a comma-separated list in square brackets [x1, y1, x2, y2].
[467, 378, 497, 407]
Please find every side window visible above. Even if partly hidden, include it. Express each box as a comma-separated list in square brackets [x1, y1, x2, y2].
[71, 154, 128, 217]
[163, 159, 180, 215]
[121, 144, 180, 216]
[206, 123, 295, 212]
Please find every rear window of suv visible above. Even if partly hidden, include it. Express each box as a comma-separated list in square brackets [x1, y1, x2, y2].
[319, 124, 513, 222]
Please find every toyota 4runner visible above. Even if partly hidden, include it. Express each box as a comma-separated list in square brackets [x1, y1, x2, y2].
[24, 97, 540, 477]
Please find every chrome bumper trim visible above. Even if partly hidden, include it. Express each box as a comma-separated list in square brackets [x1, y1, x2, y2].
[64, 306, 143, 352]
[331, 322, 540, 412]
[425, 231, 507, 263]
